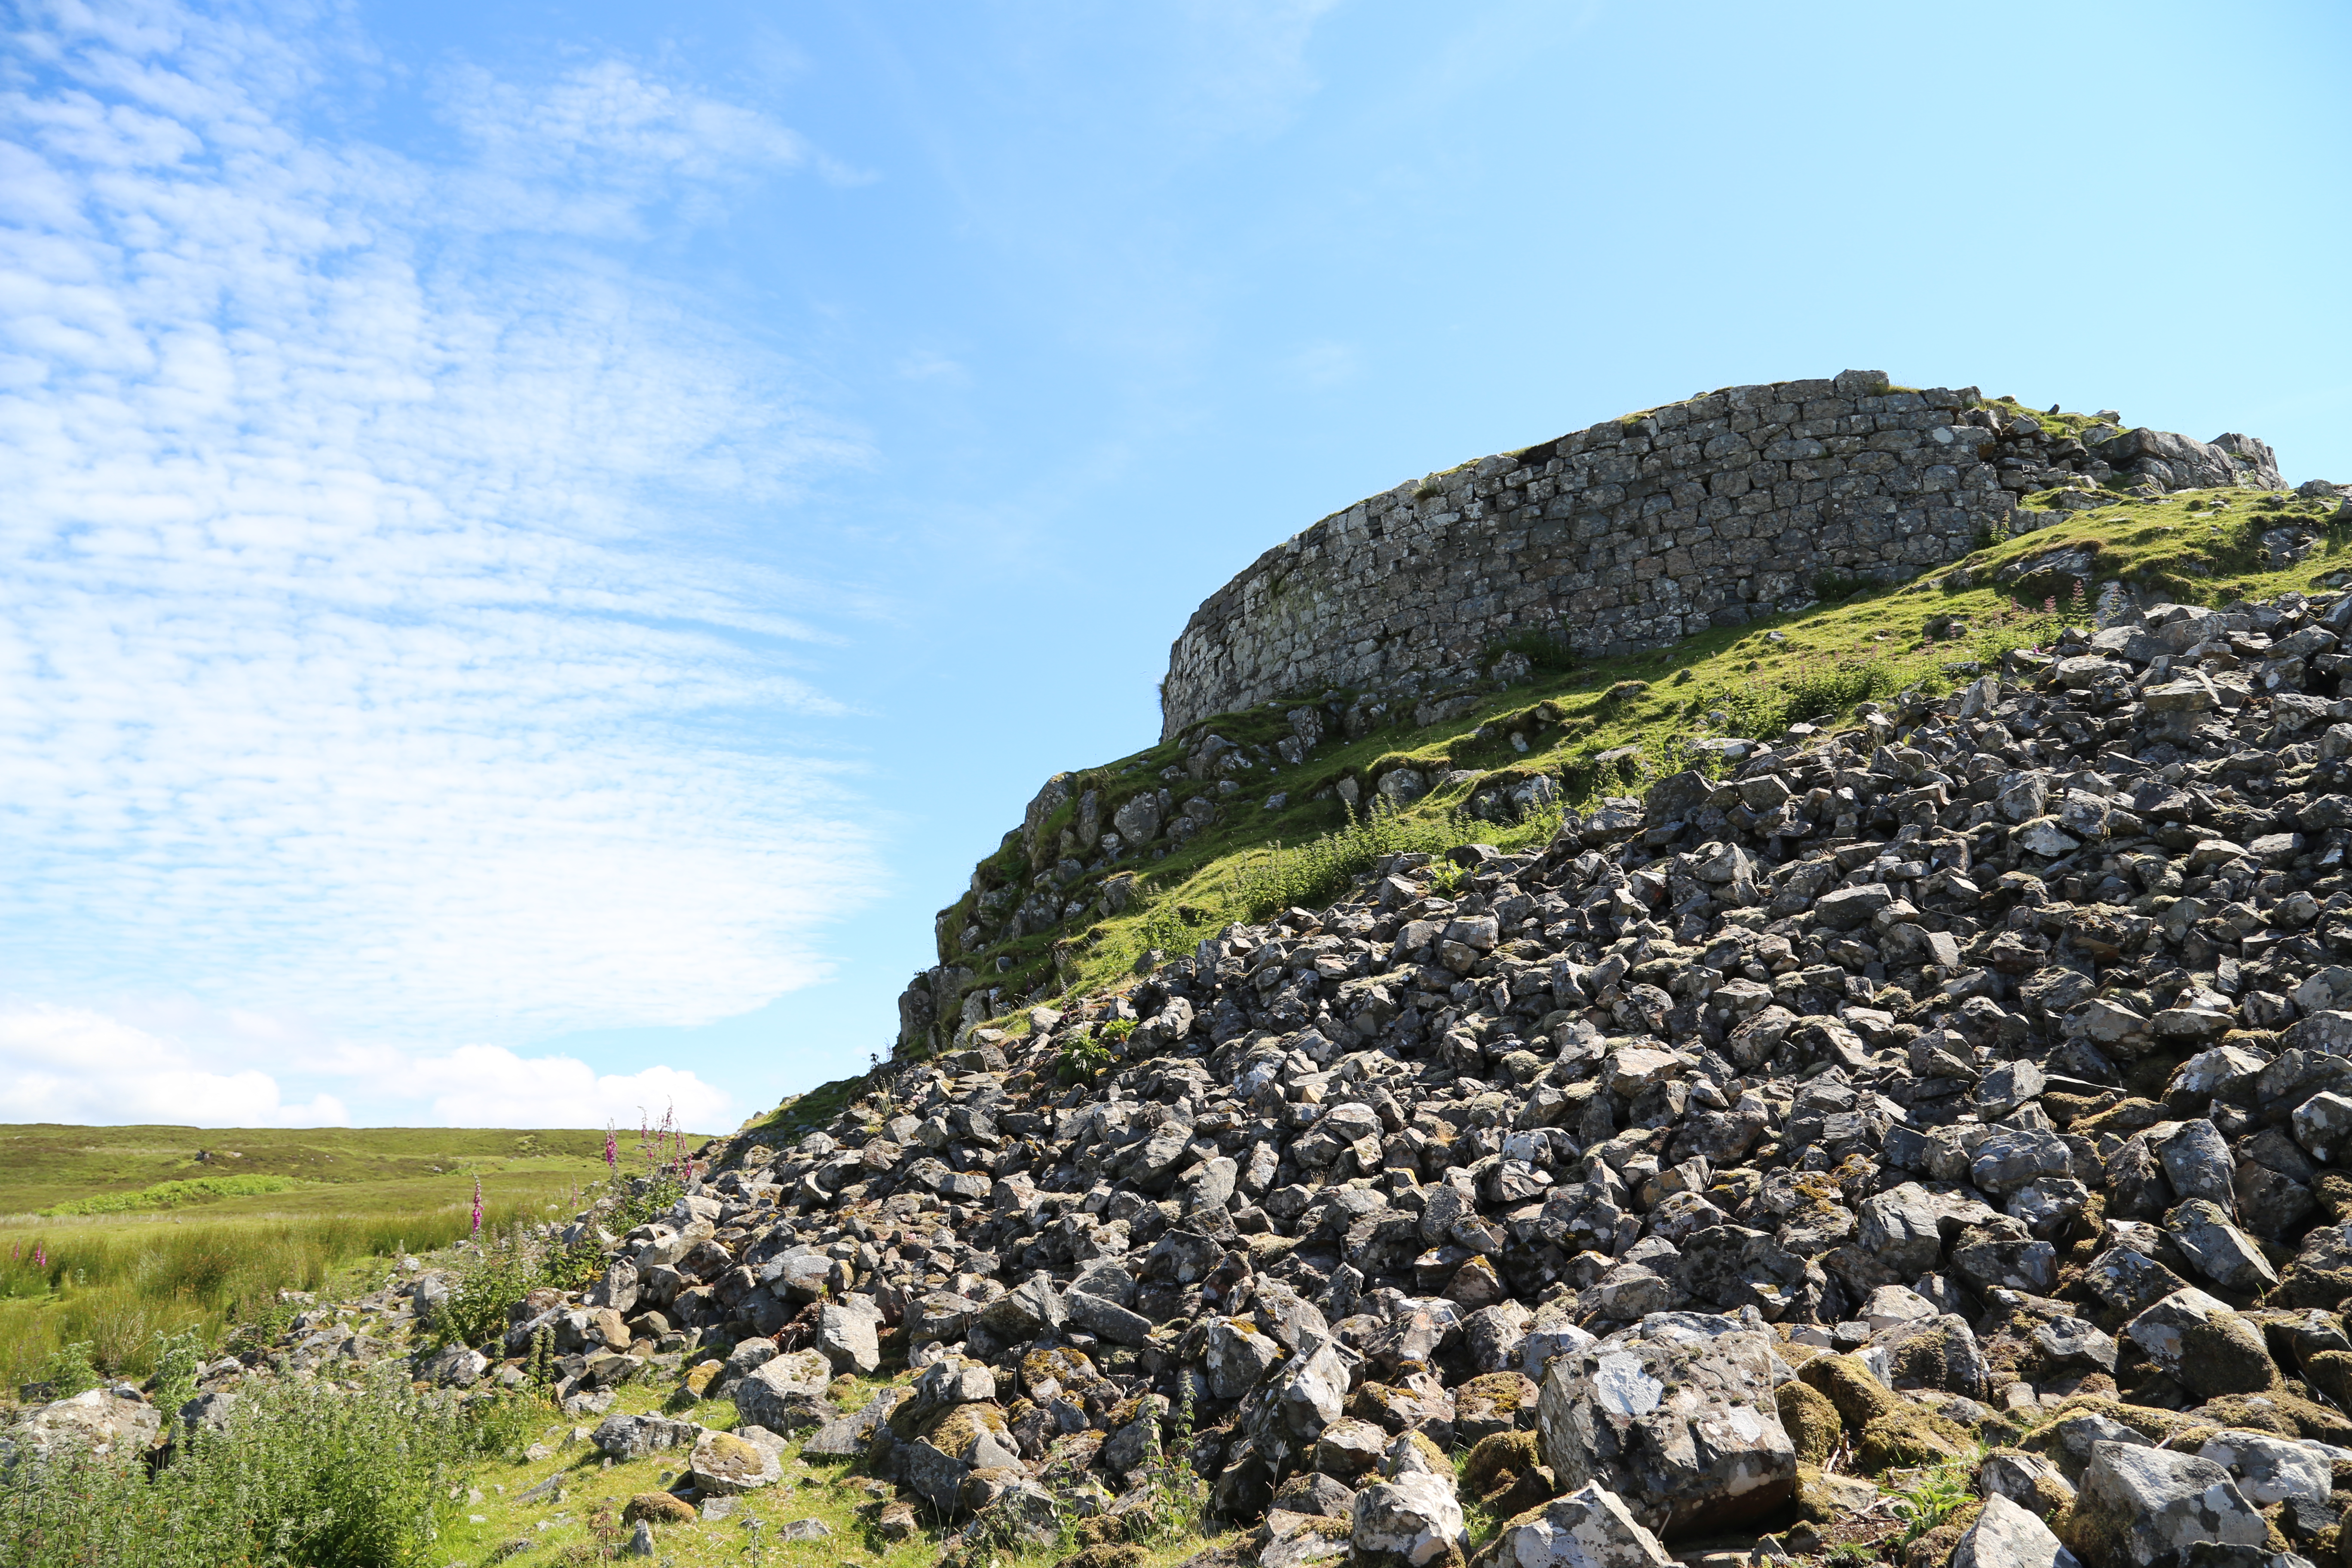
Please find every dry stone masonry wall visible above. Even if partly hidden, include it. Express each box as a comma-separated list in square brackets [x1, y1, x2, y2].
[1160, 371, 2284, 738]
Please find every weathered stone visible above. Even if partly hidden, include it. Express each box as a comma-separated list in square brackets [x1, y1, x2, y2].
[689, 1429, 782, 1495]
[2058, 1441, 2264, 1568]
[1950, 1493, 2081, 1568]
[1350, 1467, 1466, 1568]
[816, 1297, 885, 1375]
[592, 1413, 700, 1461]
[1485, 1482, 1675, 1568]
[1534, 1317, 1795, 1538]
[2123, 1289, 2278, 1398]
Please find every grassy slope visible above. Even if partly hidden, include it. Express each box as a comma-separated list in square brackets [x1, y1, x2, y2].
[902, 477, 2346, 1056]
[0, 1126, 706, 1391]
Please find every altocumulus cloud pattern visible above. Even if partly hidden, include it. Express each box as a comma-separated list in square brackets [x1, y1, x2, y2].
[0, 0, 880, 1124]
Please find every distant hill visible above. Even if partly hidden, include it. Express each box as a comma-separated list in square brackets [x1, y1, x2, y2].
[0, 1124, 678, 1218]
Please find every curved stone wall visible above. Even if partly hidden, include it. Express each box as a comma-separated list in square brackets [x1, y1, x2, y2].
[1158, 370, 2279, 738]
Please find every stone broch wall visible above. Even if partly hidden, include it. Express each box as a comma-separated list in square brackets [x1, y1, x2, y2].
[1158, 369, 2279, 737]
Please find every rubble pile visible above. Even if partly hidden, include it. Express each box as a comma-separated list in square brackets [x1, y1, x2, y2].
[571, 582, 2352, 1567]
[34, 581, 2352, 1568]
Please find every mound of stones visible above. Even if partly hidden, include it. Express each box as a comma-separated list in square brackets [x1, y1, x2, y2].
[431, 580, 2352, 1568]
[37, 580, 2352, 1568]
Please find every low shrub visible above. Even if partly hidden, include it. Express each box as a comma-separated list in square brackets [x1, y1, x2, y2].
[0, 1366, 528, 1568]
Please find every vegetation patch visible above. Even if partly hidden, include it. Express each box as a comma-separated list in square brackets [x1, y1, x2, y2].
[38, 1174, 308, 1217]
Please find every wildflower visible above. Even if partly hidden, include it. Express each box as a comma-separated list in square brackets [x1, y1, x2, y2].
[603, 1121, 619, 1176]
[470, 1175, 483, 1240]
[2043, 594, 2057, 614]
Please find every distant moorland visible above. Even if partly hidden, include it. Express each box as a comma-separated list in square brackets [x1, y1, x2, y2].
[0, 1123, 698, 1394]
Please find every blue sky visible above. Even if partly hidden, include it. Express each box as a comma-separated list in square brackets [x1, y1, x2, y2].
[2, 0, 2346, 1128]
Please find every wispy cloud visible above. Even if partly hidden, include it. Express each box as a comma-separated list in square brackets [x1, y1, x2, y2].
[1285, 340, 1360, 389]
[0, 1, 883, 1077]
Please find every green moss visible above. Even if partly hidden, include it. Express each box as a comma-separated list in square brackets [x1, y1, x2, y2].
[1777, 1380, 1843, 1464]
[1458, 1431, 1541, 1501]
[1856, 1405, 1975, 1473]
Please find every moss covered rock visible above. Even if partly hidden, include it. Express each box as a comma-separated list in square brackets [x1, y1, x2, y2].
[1453, 1372, 1537, 1448]
[1797, 1353, 1899, 1429]
[1854, 1401, 1975, 1473]
[623, 1491, 695, 1525]
[1459, 1431, 1543, 1503]
[2307, 1349, 2352, 1409]
[1775, 1380, 1842, 1464]
[1792, 1463, 1880, 1523]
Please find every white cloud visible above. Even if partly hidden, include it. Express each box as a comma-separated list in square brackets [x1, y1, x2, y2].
[0, 1000, 349, 1127]
[0, 1, 886, 1059]
[896, 349, 969, 385]
[404, 1044, 733, 1131]
[0, 998, 735, 1130]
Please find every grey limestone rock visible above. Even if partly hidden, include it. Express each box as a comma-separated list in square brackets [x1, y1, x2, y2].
[1951, 1494, 2081, 1568]
[1534, 1317, 1795, 1538]
[1485, 1482, 1675, 1568]
[2061, 1441, 2264, 1568]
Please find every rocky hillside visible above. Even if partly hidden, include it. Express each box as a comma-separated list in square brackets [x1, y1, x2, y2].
[11, 385, 2352, 1568]
[30, 538, 2352, 1568]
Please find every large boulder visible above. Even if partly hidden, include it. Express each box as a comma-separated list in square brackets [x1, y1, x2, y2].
[1264, 1336, 1358, 1447]
[416, 1343, 488, 1387]
[1485, 1481, 1675, 1568]
[733, 1351, 836, 1434]
[689, 1427, 783, 1495]
[816, 1296, 885, 1375]
[1206, 1315, 1287, 1400]
[1534, 1315, 1796, 1538]
[587, 1258, 640, 1314]
[1856, 1183, 1944, 1279]
[2122, 1290, 2277, 1399]
[7, 1389, 162, 1461]
[1951, 1494, 2081, 1568]
[2195, 1429, 2331, 1507]
[2164, 1200, 2279, 1292]
[902, 1403, 1024, 1519]
[2059, 1441, 2264, 1568]
[1350, 1469, 1466, 1568]
[592, 1412, 700, 1461]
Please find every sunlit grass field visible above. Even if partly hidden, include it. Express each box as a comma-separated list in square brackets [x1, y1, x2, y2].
[0, 1124, 645, 1395]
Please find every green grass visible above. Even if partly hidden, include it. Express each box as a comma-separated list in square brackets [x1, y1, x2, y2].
[0, 1123, 705, 1395]
[0, 1123, 616, 1217]
[874, 481, 2346, 1057]
[38, 1173, 311, 1216]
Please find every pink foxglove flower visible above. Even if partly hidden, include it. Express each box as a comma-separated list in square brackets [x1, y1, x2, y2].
[471, 1175, 483, 1240]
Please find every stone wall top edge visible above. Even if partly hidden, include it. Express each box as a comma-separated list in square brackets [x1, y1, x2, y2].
[1168, 374, 1966, 651]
